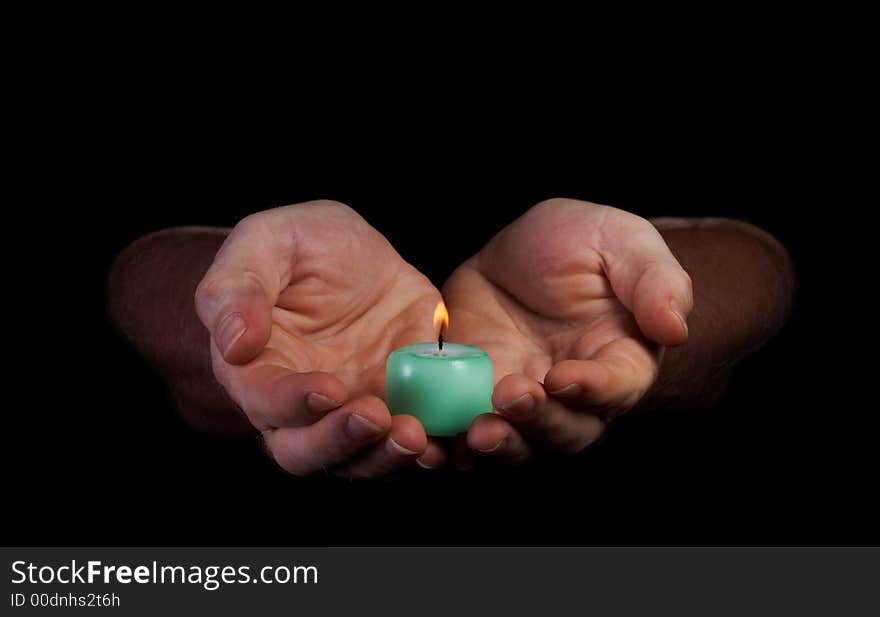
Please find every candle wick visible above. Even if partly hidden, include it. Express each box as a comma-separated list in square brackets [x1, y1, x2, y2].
[438, 334, 444, 352]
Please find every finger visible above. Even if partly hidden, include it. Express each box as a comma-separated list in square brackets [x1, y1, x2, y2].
[195, 267, 275, 365]
[263, 395, 390, 477]
[195, 215, 293, 364]
[333, 414, 428, 478]
[544, 338, 659, 413]
[599, 209, 693, 346]
[224, 363, 348, 430]
[493, 373, 605, 455]
[448, 433, 477, 471]
[416, 439, 446, 470]
[467, 413, 532, 465]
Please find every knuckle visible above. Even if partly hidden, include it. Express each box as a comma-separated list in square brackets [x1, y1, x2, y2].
[682, 270, 694, 300]
[628, 211, 654, 229]
[558, 429, 598, 455]
[311, 199, 352, 212]
[540, 414, 577, 447]
[276, 458, 312, 478]
[533, 197, 597, 211]
[237, 372, 301, 429]
[242, 399, 280, 429]
[234, 211, 267, 234]
[194, 275, 222, 309]
[267, 436, 316, 478]
[535, 197, 572, 208]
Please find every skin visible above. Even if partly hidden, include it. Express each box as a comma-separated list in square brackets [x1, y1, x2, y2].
[192, 201, 444, 477]
[107, 198, 795, 478]
[444, 199, 693, 466]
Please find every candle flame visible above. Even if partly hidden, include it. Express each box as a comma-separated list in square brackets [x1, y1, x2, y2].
[433, 300, 449, 335]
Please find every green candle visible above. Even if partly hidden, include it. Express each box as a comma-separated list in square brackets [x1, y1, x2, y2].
[385, 342, 494, 436]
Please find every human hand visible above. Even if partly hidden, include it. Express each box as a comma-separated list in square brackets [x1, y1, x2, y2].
[442, 198, 693, 464]
[195, 201, 445, 477]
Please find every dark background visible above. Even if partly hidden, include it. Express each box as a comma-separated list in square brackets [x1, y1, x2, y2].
[23, 135, 866, 546]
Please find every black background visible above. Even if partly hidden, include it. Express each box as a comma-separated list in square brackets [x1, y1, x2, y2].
[21, 135, 866, 546]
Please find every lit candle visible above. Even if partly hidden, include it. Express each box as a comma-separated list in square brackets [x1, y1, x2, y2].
[385, 302, 493, 436]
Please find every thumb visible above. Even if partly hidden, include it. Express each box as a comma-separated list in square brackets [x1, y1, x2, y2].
[195, 268, 274, 364]
[600, 210, 693, 346]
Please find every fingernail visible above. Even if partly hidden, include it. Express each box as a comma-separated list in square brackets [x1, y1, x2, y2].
[345, 413, 384, 440]
[549, 384, 583, 398]
[387, 438, 418, 456]
[478, 438, 505, 454]
[497, 393, 535, 417]
[218, 312, 246, 357]
[306, 392, 341, 415]
[416, 458, 435, 470]
[669, 299, 689, 336]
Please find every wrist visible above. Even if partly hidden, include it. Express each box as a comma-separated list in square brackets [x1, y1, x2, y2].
[633, 217, 794, 414]
[108, 227, 249, 435]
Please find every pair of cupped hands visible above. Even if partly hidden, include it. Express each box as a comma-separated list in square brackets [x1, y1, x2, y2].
[194, 198, 693, 477]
